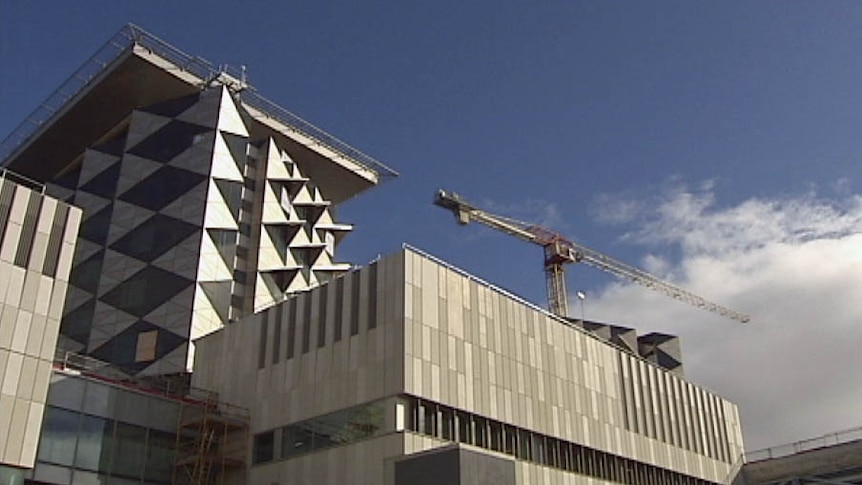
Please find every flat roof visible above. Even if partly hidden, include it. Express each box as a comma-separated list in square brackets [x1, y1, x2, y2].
[0, 24, 397, 204]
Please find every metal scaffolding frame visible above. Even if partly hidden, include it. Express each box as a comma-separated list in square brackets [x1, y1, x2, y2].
[173, 388, 249, 485]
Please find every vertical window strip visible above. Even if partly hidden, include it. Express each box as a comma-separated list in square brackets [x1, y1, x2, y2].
[350, 272, 360, 336]
[0, 181, 16, 251]
[367, 262, 378, 329]
[43, 204, 69, 277]
[286, 299, 297, 360]
[301, 294, 311, 354]
[317, 285, 328, 348]
[333, 277, 344, 342]
[258, 311, 269, 369]
[272, 305, 282, 365]
[15, 191, 43, 268]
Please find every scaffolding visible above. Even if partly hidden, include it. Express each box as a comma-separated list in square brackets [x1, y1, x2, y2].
[173, 388, 249, 485]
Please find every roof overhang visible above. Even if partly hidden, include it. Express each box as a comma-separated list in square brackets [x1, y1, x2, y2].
[1, 25, 396, 204]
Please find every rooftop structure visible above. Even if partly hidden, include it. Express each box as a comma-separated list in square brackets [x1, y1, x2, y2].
[0, 24, 396, 376]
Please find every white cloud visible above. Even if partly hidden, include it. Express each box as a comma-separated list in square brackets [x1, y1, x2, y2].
[586, 182, 862, 451]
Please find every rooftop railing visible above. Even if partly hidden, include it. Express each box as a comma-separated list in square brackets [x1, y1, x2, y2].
[744, 426, 862, 462]
[0, 24, 397, 179]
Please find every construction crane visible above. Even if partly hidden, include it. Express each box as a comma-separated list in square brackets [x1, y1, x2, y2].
[434, 190, 750, 323]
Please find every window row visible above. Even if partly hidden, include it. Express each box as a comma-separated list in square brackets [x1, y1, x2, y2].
[405, 397, 719, 485]
[253, 400, 386, 464]
[36, 406, 175, 484]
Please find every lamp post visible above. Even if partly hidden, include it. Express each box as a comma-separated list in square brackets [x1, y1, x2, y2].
[576, 291, 586, 324]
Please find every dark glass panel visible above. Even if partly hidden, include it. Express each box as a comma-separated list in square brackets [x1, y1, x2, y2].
[100, 266, 193, 317]
[78, 161, 121, 199]
[70, 250, 104, 294]
[144, 430, 176, 484]
[60, 299, 96, 345]
[36, 406, 79, 466]
[140, 92, 200, 118]
[91, 126, 129, 156]
[252, 431, 274, 464]
[126, 119, 211, 163]
[89, 322, 186, 372]
[75, 414, 112, 472]
[118, 165, 206, 211]
[112, 423, 147, 479]
[281, 425, 313, 459]
[109, 214, 199, 262]
[78, 203, 114, 244]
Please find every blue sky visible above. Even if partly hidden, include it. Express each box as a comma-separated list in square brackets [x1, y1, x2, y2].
[3, 1, 862, 450]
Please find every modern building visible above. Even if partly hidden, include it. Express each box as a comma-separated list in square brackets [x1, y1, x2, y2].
[0, 24, 396, 377]
[193, 247, 744, 484]
[0, 23, 749, 485]
[0, 173, 81, 482]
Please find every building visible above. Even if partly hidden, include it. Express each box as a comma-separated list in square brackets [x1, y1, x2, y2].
[193, 247, 745, 484]
[735, 427, 862, 485]
[0, 23, 748, 485]
[0, 173, 81, 482]
[0, 24, 396, 377]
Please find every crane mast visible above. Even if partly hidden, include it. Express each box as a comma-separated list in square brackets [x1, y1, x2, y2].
[434, 189, 750, 324]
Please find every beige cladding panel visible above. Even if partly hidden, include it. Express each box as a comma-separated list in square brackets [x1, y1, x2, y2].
[0, 179, 80, 469]
[192, 250, 406, 432]
[403, 249, 740, 482]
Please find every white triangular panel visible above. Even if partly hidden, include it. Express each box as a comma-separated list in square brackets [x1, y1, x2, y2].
[197, 231, 234, 281]
[257, 230, 286, 271]
[254, 273, 279, 310]
[314, 250, 333, 267]
[261, 183, 290, 224]
[285, 273, 310, 293]
[292, 185, 313, 205]
[264, 140, 293, 181]
[203, 179, 239, 230]
[317, 210, 334, 226]
[191, 288, 224, 340]
[217, 87, 249, 137]
[210, 132, 245, 181]
[289, 228, 312, 247]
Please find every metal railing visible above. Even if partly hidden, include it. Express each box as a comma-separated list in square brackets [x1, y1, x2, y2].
[744, 426, 862, 462]
[0, 24, 397, 180]
[0, 168, 46, 193]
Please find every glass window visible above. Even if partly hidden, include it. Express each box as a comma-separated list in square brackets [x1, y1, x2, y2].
[280, 401, 386, 460]
[112, 423, 146, 479]
[253, 431, 274, 464]
[75, 414, 112, 472]
[144, 430, 176, 484]
[37, 406, 79, 466]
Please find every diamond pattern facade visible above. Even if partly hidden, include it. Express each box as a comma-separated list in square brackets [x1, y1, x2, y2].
[51, 86, 354, 375]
